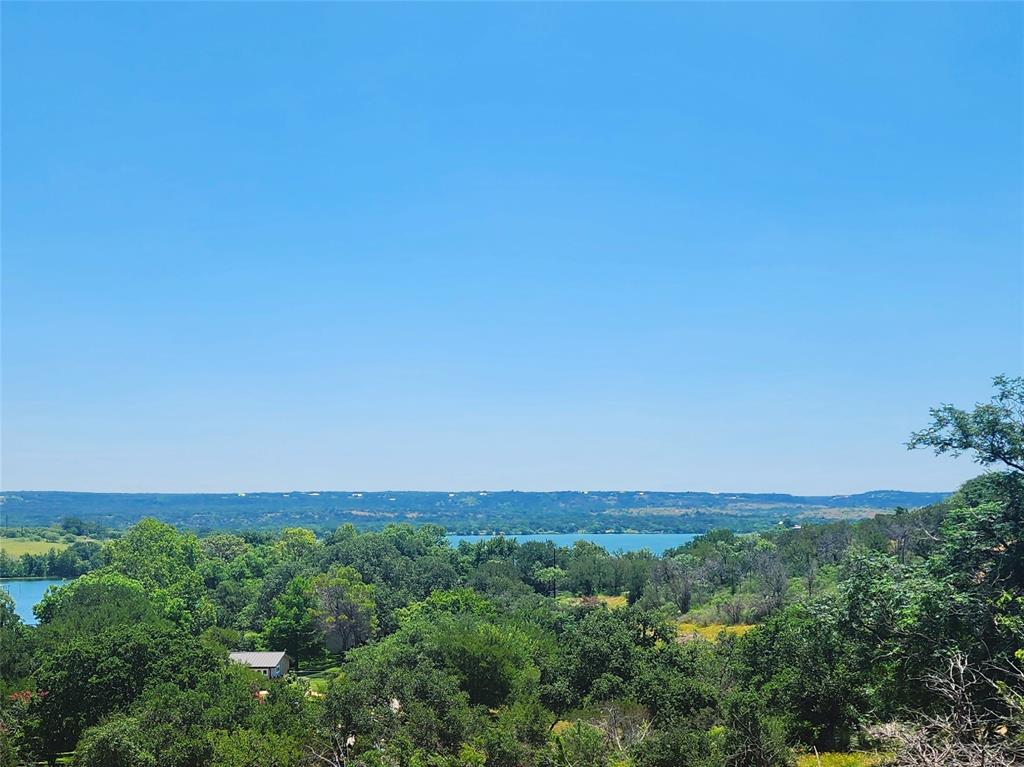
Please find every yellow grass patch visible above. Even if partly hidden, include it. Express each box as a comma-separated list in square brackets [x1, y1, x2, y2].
[558, 593, 629, 609]
[0, 539, 69, 557]
[795, 752, 888, 767]
[675, 621, 756, 641]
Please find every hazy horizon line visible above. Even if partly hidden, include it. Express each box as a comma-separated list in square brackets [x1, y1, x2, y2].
[0, 487, 954, 497]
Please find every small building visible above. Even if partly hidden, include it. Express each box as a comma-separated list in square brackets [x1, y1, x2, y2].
[229, 651, 292, 679]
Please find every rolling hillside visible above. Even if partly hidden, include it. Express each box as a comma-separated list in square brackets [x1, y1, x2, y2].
[0, 489, 950, 533]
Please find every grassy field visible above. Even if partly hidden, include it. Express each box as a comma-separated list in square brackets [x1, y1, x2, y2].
[296, 665, 342, 693]
[556, 593, 629, 609]
[795, 752, 888, 767]
[675, 621, 756, 642]
[0, 538, 69, 556]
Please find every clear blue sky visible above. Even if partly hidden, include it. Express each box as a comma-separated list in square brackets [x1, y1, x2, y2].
[2, 3, 1021, 494]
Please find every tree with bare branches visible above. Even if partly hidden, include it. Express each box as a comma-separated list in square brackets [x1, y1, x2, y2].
[872, 652, 1024, 767]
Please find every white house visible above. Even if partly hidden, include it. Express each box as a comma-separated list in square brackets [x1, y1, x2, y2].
[228, 651, 292, 679]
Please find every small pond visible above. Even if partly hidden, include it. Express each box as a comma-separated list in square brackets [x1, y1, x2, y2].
[1, 578, 67, 624]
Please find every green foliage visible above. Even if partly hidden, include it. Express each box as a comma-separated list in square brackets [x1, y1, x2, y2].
[0, 593, 33, 690]
[34, 571, 155, 629]
[535, 566, 566, 598]
[738, 603, 861, 749]
[553, 721, 607, 767]
[274, 528, 317, 559]
[720, 691, 793, 767]
[10, 487, 1016, 766]
[262, 576, 321, 662]
[399, 587, 497, 622]
[547, 605, 672, 712]
[321, 524, 461, 633]
[439, 618, 534, 707]
[73, 717, 155, 767]
[633, 725, 725, 767]
[208, 727, 304, 767]
[909, 374, 1024, 472]
[312, 564, 376, 653]
[105, 518, 216, 631]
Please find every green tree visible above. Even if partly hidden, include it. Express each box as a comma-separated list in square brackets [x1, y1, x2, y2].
[131, 667, 258, 767]
[620, 552, 655, 605]
[549, 606, 670, 711]
[209, 728, 303, 767]
[737, 603, 862, 749]
[312, 565, 377, 653]
[32, 623, 223, 757]
[105, 519, 216, 632]
[534, 566, 565, 598]
[721, 691, 793, 767]
[566, 542, 612, 596]
[73, 717, 155, 767]
[34, 571, 154, 628]
[634, 725, 723, 767]
[552, 721, 607, 767]
[201, 533, 251, 562]
[440, 617, 534, 708]
[275, 528, 317, 560]
[0, 592, 33, 689]
[909, 374, 1024, 473]
[262, 576, 321, 662]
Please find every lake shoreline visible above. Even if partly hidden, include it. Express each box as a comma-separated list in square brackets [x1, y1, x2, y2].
[2, 577, 67, 625]
[446, 532, 699, 556]
[0, 576, 71, 581]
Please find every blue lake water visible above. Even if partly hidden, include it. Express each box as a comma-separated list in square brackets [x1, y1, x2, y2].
[1, 578, 66, 625]
[447, 532, 698, 556]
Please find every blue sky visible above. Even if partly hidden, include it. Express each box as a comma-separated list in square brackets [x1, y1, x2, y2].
[2, 3, 1021, 494]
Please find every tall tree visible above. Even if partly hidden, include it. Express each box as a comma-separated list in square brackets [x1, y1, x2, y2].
[909, 375, 1024, 473]
[312, 565, 377, 653]
[262, 576, 321, 662]
[0, 592, 33, 689]
[105, 518, 215, 632]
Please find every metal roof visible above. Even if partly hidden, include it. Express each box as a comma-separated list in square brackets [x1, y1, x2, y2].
[229, 651, 289, 668]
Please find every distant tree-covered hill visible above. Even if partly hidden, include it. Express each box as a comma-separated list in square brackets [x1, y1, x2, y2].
[0, 489, 949, 533]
